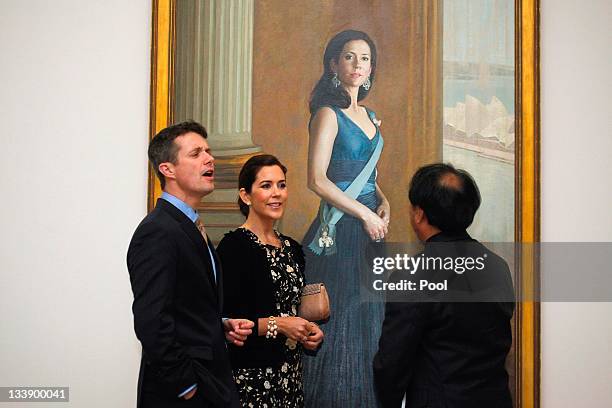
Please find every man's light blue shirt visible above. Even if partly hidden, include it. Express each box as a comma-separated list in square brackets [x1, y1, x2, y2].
[161, 192, 198, 222]
[160, 192, 217, 282]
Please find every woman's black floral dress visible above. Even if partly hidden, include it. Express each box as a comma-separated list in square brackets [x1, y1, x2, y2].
[233, 228, 305, 408]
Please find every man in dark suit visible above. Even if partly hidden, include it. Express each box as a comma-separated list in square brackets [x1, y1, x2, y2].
[373, 163, 515, 408]
[127, 121, 253, 408]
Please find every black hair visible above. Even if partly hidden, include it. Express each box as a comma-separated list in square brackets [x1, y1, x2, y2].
[309, 30, 377, 117]
[408, 163, 481, 233]
[148, 120, 208, 189]
[238, 154, 288, 217]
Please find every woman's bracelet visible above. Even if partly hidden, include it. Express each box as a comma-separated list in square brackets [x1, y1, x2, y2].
[266, 316, 278, 339]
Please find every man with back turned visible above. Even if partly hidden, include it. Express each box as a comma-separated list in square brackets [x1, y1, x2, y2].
[127, 121, 253, 407]
[373, 163, 515, 408]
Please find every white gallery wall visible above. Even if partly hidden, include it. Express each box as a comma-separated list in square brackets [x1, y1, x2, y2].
[0, 0, 610, 407]
[0, 1, 150, 407]
[540, 0, 612, 407]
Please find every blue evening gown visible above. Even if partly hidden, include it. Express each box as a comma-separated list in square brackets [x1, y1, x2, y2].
[302, 105, 384, 408]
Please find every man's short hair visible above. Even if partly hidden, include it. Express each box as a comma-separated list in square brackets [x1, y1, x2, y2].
[408, 163, 481, 232]
[148, 121, 208, 189]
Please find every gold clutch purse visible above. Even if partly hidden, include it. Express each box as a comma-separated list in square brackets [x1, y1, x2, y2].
[298, 283, 330, 322]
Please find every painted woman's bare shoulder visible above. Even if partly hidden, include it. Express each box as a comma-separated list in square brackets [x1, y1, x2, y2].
[311, 106, 337, 128]
[315, 106, 337, 119]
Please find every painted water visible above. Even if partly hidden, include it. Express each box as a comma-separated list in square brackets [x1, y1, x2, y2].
[443, 144, 514, 242]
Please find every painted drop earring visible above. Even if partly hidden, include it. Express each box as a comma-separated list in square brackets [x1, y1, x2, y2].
[362, 76, 371, 90]
[331, 72, 341, 88]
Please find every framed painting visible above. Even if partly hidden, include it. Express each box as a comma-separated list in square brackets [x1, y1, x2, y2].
[148, 0, 540, 406]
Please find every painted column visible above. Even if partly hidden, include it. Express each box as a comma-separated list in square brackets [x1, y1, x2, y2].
[175, 0, 260, 159]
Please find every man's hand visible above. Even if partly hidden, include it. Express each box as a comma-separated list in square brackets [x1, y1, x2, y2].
[182, 387, 197, 400]
[223, 318, 254, 346]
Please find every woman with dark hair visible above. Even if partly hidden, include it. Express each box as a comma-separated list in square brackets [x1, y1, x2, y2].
[302, 30, 389, 407]
[217, 154, 324, 407]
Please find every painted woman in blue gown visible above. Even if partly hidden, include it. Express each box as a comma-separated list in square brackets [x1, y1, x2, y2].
[302, 30, 390, 407]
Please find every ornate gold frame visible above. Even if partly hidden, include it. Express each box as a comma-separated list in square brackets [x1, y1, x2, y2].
[515, 0, 541, 406]
[148, 0, 175, 210]
[147, 0, 541, 406]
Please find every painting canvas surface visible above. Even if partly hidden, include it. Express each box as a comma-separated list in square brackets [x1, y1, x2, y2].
[172, 0, 518, 404]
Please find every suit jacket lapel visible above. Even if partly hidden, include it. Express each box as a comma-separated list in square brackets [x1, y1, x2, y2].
[207, 239, 224, 312]
[157, 199, 218, 292]
[180, 220, 218, 293]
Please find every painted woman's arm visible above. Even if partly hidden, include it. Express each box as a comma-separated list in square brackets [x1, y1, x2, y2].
[307, 107, 386, 240]
[375, 182, 390, 229]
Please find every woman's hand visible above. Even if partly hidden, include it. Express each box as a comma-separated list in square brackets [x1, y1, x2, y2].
[361, 210, 388, 241]
[276, 316, 312, 342]
[302, 322, 324, 351]
[376, 200, 391, 229]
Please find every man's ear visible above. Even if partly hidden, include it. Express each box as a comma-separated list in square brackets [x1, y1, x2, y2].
[413, 206, 425, 225]
[238, 188, 251, 206]
[158, 162, 175, 180]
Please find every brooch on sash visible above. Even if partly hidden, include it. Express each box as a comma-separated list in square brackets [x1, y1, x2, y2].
[318, 225, 334, 248]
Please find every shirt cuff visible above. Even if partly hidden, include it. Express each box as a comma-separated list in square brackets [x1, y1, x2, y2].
[178, 384, 197, 398]
[222, 318, 232, 343]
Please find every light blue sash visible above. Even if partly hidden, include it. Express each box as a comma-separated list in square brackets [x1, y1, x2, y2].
[307, 136, 383, 256]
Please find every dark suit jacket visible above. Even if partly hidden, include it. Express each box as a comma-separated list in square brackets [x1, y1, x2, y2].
[373, 231, 515, 408]
[127, 199, 239, 408]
